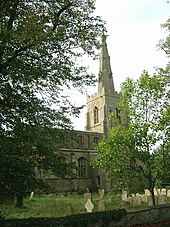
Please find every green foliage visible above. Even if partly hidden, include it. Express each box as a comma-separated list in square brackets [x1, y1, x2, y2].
[159, 18, 170, 56]
[95, 71, 170, 199]
[157, 17, 170, 79]
[0, 0, 105, 204]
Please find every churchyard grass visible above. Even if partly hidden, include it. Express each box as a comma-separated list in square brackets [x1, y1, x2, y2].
[1, 193, 169, 219]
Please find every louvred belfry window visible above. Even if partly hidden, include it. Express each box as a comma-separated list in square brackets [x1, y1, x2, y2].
[94, 106, 99, 124]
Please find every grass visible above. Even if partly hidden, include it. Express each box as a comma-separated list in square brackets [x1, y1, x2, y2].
[0, 193, 169, 219]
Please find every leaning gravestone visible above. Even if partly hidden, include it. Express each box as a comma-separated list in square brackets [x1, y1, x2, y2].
[99, 189, 105, 200]
[85, 199, 94, 213]
[29, 191, 34, 200]
[98, 200, 105, 211]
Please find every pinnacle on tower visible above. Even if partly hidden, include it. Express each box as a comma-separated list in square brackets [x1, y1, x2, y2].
[98, 34, 115, 94]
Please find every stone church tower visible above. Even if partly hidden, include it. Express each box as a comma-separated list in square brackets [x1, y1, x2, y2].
[43, 35, 120, 193]
[86, 35, 119, 135]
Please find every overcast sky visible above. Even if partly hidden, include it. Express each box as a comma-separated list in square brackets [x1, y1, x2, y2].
[70, 0, 170, 130]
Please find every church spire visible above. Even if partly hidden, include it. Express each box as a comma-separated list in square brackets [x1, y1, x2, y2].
[98, 34, 115, 94]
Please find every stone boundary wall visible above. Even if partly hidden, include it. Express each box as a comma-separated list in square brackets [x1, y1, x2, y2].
[110, 205, 170, 227]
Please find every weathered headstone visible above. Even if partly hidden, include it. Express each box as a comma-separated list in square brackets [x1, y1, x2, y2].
[157, 188, 161, 195]
[141, 194, 148, 203]
[30, 191, 34, 200]
[145, 189, 150, 196]
[167, 189, 170, 197]
[121, 190, 128, 201]
[154, 188, 158, 196]
[98, 200, 105, 211]
[85, 199, 94, 213]
[84, 192, 92, 203]
[158, 195, 167, 205]
[99, 189, 105, 200]
[160, 188, 166, 196]
[65, 204, 73, 216]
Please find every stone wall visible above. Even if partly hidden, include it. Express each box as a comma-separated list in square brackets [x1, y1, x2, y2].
[110, 205, 170, 227]
[45, 178, 91, 194]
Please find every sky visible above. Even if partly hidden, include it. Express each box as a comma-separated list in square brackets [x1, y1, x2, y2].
[69, 0, 170, 131]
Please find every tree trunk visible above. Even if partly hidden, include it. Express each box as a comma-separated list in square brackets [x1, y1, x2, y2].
[15, 193, 25, 208]
[150, 187, 156, 206]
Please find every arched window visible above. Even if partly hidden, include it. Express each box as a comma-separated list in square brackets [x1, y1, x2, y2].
[78, 136, 84, 148]
[97, 176, 101, 186]
[94, 137, 99, 144]
[116, 107, 121, 123]
[78, 157, 88, 178]
[94, 106, 99, 124]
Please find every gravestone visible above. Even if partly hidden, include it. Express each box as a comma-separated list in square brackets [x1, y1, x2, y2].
[145, 189, 150, 196]
[160, 188, 166, 196]
[121, 190, 128, 201]
[158, 195, 167, 205]
[85, 199, 94, 213]
[157, 188, 161, 195]
[65, 204, 73, 216]
[99, 189, 105, 200]
[154, 188, 158, 196]
[141, 194, 148, 203]
[167, 190, 170, 197]
[30, 191, 34, 200]
[84, 192, 92, 203]
[98, 200, 105, 211]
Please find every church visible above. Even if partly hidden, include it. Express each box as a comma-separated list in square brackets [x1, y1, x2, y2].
[44, 36, 120, 193]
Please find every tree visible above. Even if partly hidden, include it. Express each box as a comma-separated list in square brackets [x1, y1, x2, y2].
[157, 17, 170, 78]
[0, 0, 105, 207]
[159, 18, 170, 56]
[95, 71, 170, 206]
